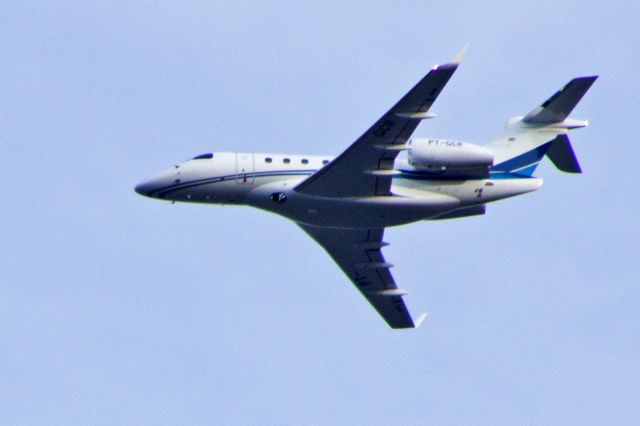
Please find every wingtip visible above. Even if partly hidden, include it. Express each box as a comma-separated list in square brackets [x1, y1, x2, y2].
[451, 43, 470, 65]
[571, 75, 598, 84]
[413, 312, 428, 328]
[431, 44, 469, 71]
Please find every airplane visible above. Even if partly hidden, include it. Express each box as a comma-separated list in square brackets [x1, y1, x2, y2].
[135, 51, 597, 329]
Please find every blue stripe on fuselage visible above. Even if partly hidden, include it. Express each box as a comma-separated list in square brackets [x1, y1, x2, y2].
[490, 142, 552, 176]
[153, 170, 314, 197]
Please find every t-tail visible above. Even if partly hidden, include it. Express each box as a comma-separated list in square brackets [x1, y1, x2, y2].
[486, 76, 597, 178]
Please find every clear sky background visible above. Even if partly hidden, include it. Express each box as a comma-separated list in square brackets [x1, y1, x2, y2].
[2, 1, 639, 424]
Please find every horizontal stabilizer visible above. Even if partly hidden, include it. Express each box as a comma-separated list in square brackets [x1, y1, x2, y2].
[523, 76, 597, 124]
[546, 134, 582, 173]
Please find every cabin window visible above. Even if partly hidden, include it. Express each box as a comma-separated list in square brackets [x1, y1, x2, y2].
[322, 159, 330, 165]
[301, 159, 309, 165]
[265, 157, 272, 163]
[192, 153, 213, 160]
[283, 158, 291, 164]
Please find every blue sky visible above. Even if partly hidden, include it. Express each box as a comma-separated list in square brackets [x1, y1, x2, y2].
[1, 1, 639, 424]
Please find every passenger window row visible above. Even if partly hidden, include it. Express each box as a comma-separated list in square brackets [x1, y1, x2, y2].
[264, 157, 330, 165]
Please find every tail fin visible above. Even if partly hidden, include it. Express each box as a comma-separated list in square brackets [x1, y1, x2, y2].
[487, 76, 597, 177]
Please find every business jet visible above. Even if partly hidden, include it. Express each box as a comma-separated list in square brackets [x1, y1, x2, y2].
[135, 51, 596, 329]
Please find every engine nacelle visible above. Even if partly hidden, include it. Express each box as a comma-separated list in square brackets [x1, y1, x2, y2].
[408, 138, 494, 171]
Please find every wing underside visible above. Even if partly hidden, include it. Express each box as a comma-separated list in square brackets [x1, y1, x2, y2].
[294, 62, 460, 198]
[299, 224, 424, 329]
[293, 55, 462, 327]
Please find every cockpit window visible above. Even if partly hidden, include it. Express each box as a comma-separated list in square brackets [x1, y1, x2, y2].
[193, 153, 213, 160]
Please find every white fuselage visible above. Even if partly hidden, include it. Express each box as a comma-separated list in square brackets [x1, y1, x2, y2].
[135, 152, 542, 229]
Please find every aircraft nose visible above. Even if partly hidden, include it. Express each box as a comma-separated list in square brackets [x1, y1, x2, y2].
[135, 166, 181, 198]
[134, 179, 155, 197]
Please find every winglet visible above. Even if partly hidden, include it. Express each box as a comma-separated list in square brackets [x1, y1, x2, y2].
[451, 44, 470, 65]
[432, 45, 468, 71]
[413, 312, 428, 328]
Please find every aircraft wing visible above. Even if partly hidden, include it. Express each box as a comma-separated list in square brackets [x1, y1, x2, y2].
[294, 59, 460, 197]
[298, 224, 426, 329]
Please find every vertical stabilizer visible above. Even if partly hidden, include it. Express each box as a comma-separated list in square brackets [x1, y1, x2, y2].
[487, 76, 596, 176]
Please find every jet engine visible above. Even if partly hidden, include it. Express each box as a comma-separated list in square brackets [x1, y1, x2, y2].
[408, 138, 494, 172]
